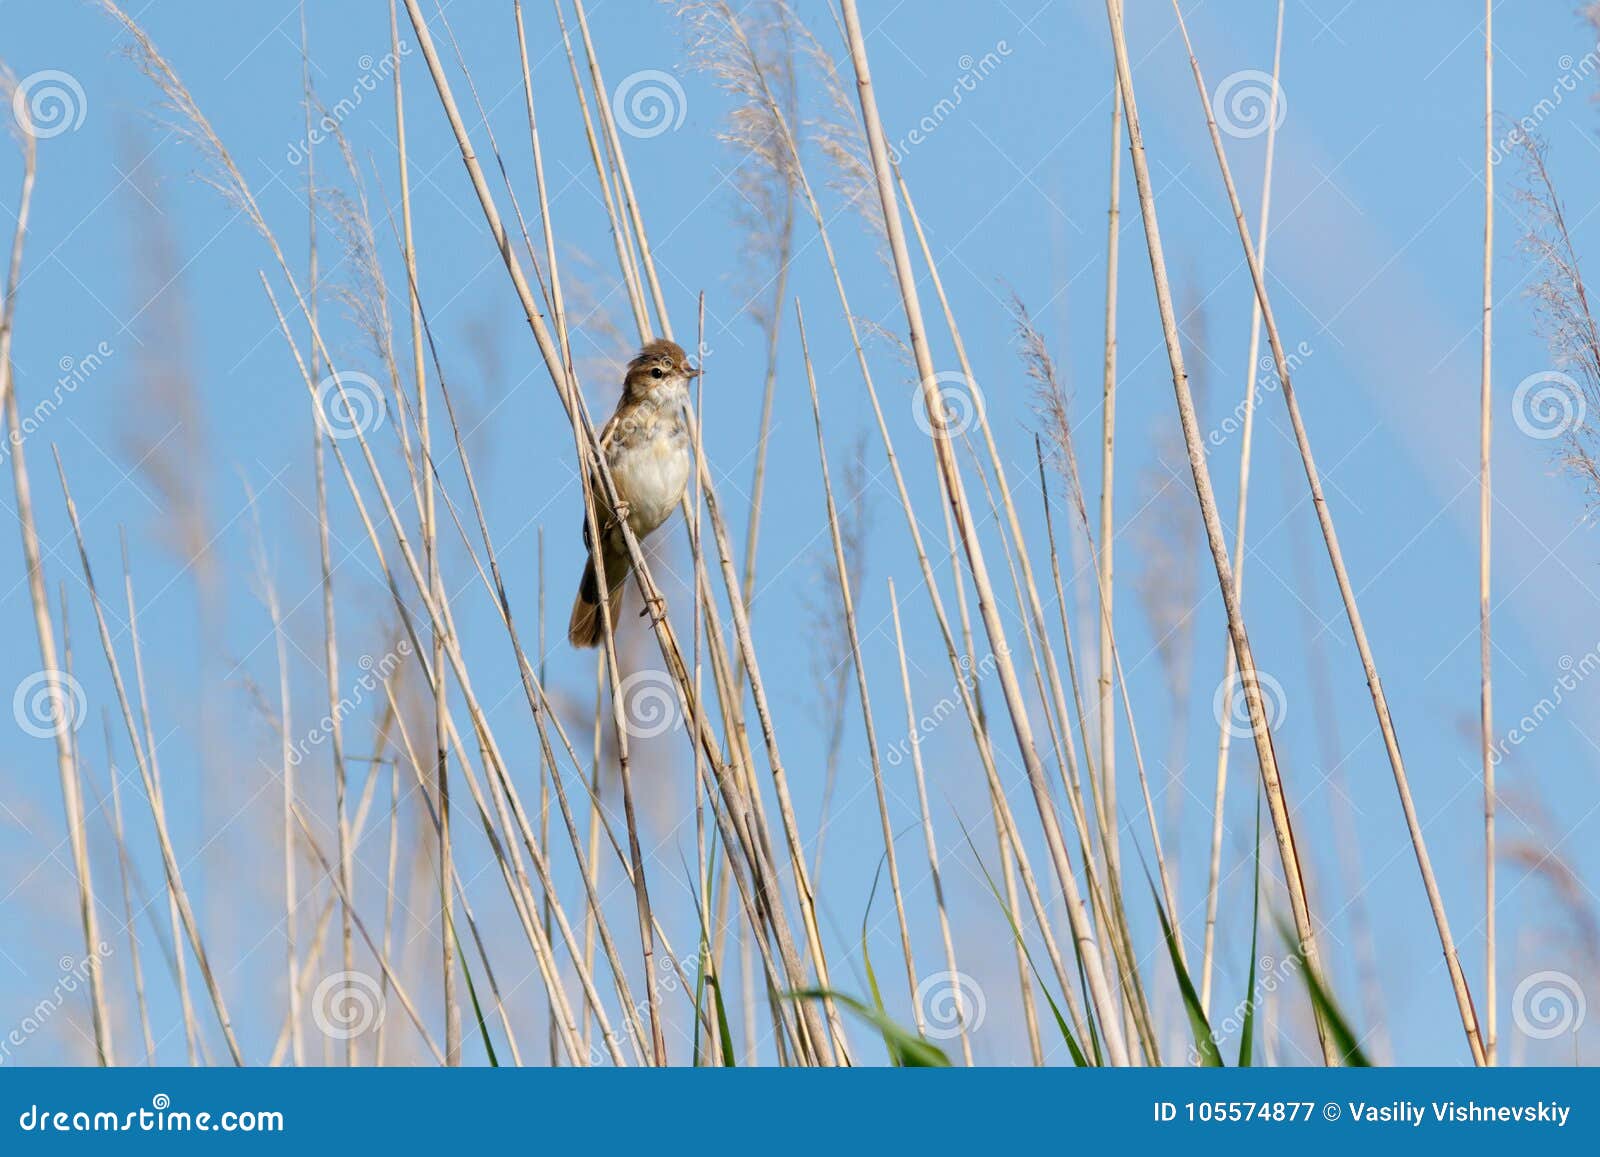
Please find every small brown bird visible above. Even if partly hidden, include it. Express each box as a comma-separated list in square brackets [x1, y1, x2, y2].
[568, 339, 698, 648]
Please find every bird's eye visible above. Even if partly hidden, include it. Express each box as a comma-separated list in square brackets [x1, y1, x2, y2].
[651, 366, 663, 379]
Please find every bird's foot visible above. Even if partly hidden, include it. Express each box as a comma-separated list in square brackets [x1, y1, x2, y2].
[639, 594, 668, 624]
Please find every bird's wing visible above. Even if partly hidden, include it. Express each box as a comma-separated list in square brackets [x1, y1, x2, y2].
[580, 399, 631, 545]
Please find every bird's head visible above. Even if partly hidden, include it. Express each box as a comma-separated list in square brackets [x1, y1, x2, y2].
[623, 338, 699, 400]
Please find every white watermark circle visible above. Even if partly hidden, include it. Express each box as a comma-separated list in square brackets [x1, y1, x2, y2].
[1213, 70, 1286, 140]
[1212, 669, 1288, 739]
[312, 970, 386, 1040]
[612, 70, 687, 139]
[1511, 370, 1585, 440]
[914, 372, 985, 438]
[618, 669, 681, 739]
[914, 970, 986, 1041]
[12, 70, 88, 139]
[314, 370, 385, 441]
[13, 670, 87, 739]
[1513, 970, 1586, 1040]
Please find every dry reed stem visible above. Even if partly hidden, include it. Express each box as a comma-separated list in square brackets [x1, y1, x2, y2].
[118, 538, 201, 1064]
[797, 301, 923, 1026]
[1479, 0, 1497, 1065]
[839, 0, 1129, 1064]
[399, 0, 833, 1061]
[388, 0, 459, 1067]
[55, 454, 242, 1063]
[896, 176, 1109, 920]
[383, 685, 526, 1064]
[1168, 2, 1484, 1065]
[1032, 437, 1160, 1061]
[570, 0, 672, 334]
[710, 1, 1095, 1052]
[249, 487, 305, 1065]
[1106, 0, 1333, 1064]
[96, 716, 155, 1063]
[1199, 0, 1284, 1014]
[262, 273, 625, 1067]
[551, 1, 649, 336]
[289, 806, 445, 1062]
[887, 579, 973, 1064]
[1098, 0, 1123, 876]
[514, 2, 575, 374]
[929, 464, 1041, 1062]
[0, 104, 115, 1065]
[397, 262, 736, 1058]
[265, 719, 435, 1064]
[564, 11, 848, 1047]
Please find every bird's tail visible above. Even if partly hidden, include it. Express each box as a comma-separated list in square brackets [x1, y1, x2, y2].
[568, 546, 630, 649]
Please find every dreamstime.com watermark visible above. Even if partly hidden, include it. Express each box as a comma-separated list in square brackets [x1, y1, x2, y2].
[582, 948, 704, 1065]
[1188, 949, 1302, 1063]
[1512, 970, 1586, 1040]
[1204, 341, 1313, 457]
[884, 646, 1007, 768]
[1491, 44, 1600, 166]
[887, 41, 1013, 164]
[0, 943, 114, 1065]
[17, 1095, 282, 1135]
[287, 44, 411, 165]
[286, 640, 411, 767]
[1487, 641, 1600, 767]
[2, 341, 114, 465]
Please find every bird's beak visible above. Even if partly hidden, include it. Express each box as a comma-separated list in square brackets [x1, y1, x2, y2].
[686, 365, 702, 378]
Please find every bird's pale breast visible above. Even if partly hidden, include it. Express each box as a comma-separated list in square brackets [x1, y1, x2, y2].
[605, 388, 690, 536]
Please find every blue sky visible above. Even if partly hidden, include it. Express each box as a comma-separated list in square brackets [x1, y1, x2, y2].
[1, 0, 1598, 1067]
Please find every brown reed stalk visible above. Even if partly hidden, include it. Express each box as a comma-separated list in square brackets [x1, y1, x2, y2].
[887, 578, 973, 1064]
[797, 301, 922, 1024]
[1200, 0, 1284, 1014]
[260, 273, 622, 1066]
[397, 1, 833, 1061]
[561, 4, 845, 1049]
[116, 531, 201, 1065]
[839, 0, 1128, 1064]
[1104, 0, 1333, 1064]
[897, 173, 1106, 908]
[394, 251, 739, 1059]
[0, 86, 114, 1066]
[383, 684, 526, 1065]
[246, 481, 304, 1065]
[1168, 1, 1485, 1065]
[1099, 0, 1123, 881]
[290, 806, 445, 1062]
[388, 0, 459, 1067]
[97, 716, 155, 1063]
[550, 1, 649, 336]
[56, 455, 242, 1063]
[557, 33, 847, 1052]
[706, 3, 1097, 1056]
[1479, 0, 1497, 1066]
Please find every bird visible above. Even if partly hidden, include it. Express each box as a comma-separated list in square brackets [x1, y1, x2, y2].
[568, 338, 699, 648]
